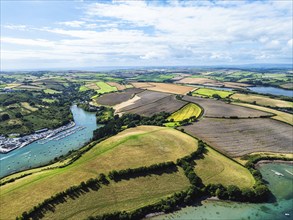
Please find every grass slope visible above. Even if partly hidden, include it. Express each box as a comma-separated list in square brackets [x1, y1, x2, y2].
[0, 126, 197, 219]
[193, 88, 233, 98]
[42, 170, 190, 220]
[96, 81, 118, 94]
[168, 103, 202, 122]
[194, 147, 255, 188]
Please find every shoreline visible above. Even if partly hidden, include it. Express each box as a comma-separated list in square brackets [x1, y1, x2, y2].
[255, 160, 293, 168]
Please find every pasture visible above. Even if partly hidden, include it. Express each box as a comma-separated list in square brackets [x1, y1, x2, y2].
[96, 81, 118, 94]
[231, 93, 293, 108]
[194, 147, 255, 188]
[43, 88, 62, 94]
[168, 103, 202, 122]
[193, 88, 233, 98]
[182, 118, 293, 157]
[41, 170, 190, 220]
[132, 82, 194, 94]
[0, 126, 197, 219]
[183, 96, 272, 118]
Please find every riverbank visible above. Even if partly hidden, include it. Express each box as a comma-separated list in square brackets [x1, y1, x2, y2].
[0, 105, 98, 178]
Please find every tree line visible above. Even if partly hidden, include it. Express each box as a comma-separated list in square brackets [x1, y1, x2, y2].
[108, 162, 177, 182]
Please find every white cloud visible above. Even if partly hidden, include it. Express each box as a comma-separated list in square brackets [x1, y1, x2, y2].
[58, 21, 85, 28]
[1, 0, 292, 69]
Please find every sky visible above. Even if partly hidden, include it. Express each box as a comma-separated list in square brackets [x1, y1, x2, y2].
[1, 0, 292, 70]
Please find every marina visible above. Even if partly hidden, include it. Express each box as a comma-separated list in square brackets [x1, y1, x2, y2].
[0, 122, 75, 153]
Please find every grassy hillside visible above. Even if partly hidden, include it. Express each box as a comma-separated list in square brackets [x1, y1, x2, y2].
[0, 126, 197, 219]
[193, 88, 233, 98]
[168, 103, 202, 122]
[194, 147, 255, 188]
[41, 170, 190, 220]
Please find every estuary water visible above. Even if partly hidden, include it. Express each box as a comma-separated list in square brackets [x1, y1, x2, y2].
[153, 163, 293, 220]
[248, 86, 292, 97]
[0, 105, 99, 178]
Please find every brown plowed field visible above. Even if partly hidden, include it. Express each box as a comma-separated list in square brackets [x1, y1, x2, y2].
[97, 88, 143, 106]
[116, 90, 187, 116]
[183, 96, 272, 118]
[132, 82, 194, 94]
[182, 118, 293, 157]
[118, 90, 170, 112]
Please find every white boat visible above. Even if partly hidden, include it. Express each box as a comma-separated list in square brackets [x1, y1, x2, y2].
[285, 169, 293, 176]
[271, 170, 284, 176]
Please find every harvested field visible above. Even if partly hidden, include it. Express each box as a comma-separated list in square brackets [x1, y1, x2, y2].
[182, 118, 293, 157]
[132, 82, 194, 94]
[107, 82, 126, 90]
[223, 82, 250, 88]
[116, 91, 187, 116]
[96, 88, 144, 106]
[168, 103, 202, 122]
[131, 82, 154, 88]
[231, 93, 293, 108]
[195, 147, 254, 188]
[176, 77, 250, 89]
[176, 77, 218, 85]
[183, 96, 272, 118]
[16, 85, 42, 90]
[0, 126, 197, 219]
[280, 83, 293, 89]
[85, 82, 100, 90]
[234, 103, 293, 125]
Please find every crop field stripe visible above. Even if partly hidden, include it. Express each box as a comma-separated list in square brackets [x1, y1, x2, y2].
[168, 103, 202, 122]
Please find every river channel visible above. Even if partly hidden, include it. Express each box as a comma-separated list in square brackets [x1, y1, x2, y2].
[0, 105, 99, 178]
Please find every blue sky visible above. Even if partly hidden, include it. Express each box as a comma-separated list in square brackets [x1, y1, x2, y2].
[1, 0, 292, 70]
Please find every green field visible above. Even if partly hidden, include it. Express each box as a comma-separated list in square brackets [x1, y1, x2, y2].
[168, 103, 202, 122]
[43, 88, 62, 94]
[0, 126, 197, 219]
[42, 98, 56, 103]
[96, 81, 118, 94]
[194, 147, 255, 189]
[79, 85, 91, 92]
[193, 88, 233, 98]
[41, 170, 190, 220]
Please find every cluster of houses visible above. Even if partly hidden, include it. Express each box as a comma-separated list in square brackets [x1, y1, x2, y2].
[0, 122, 75, 153]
